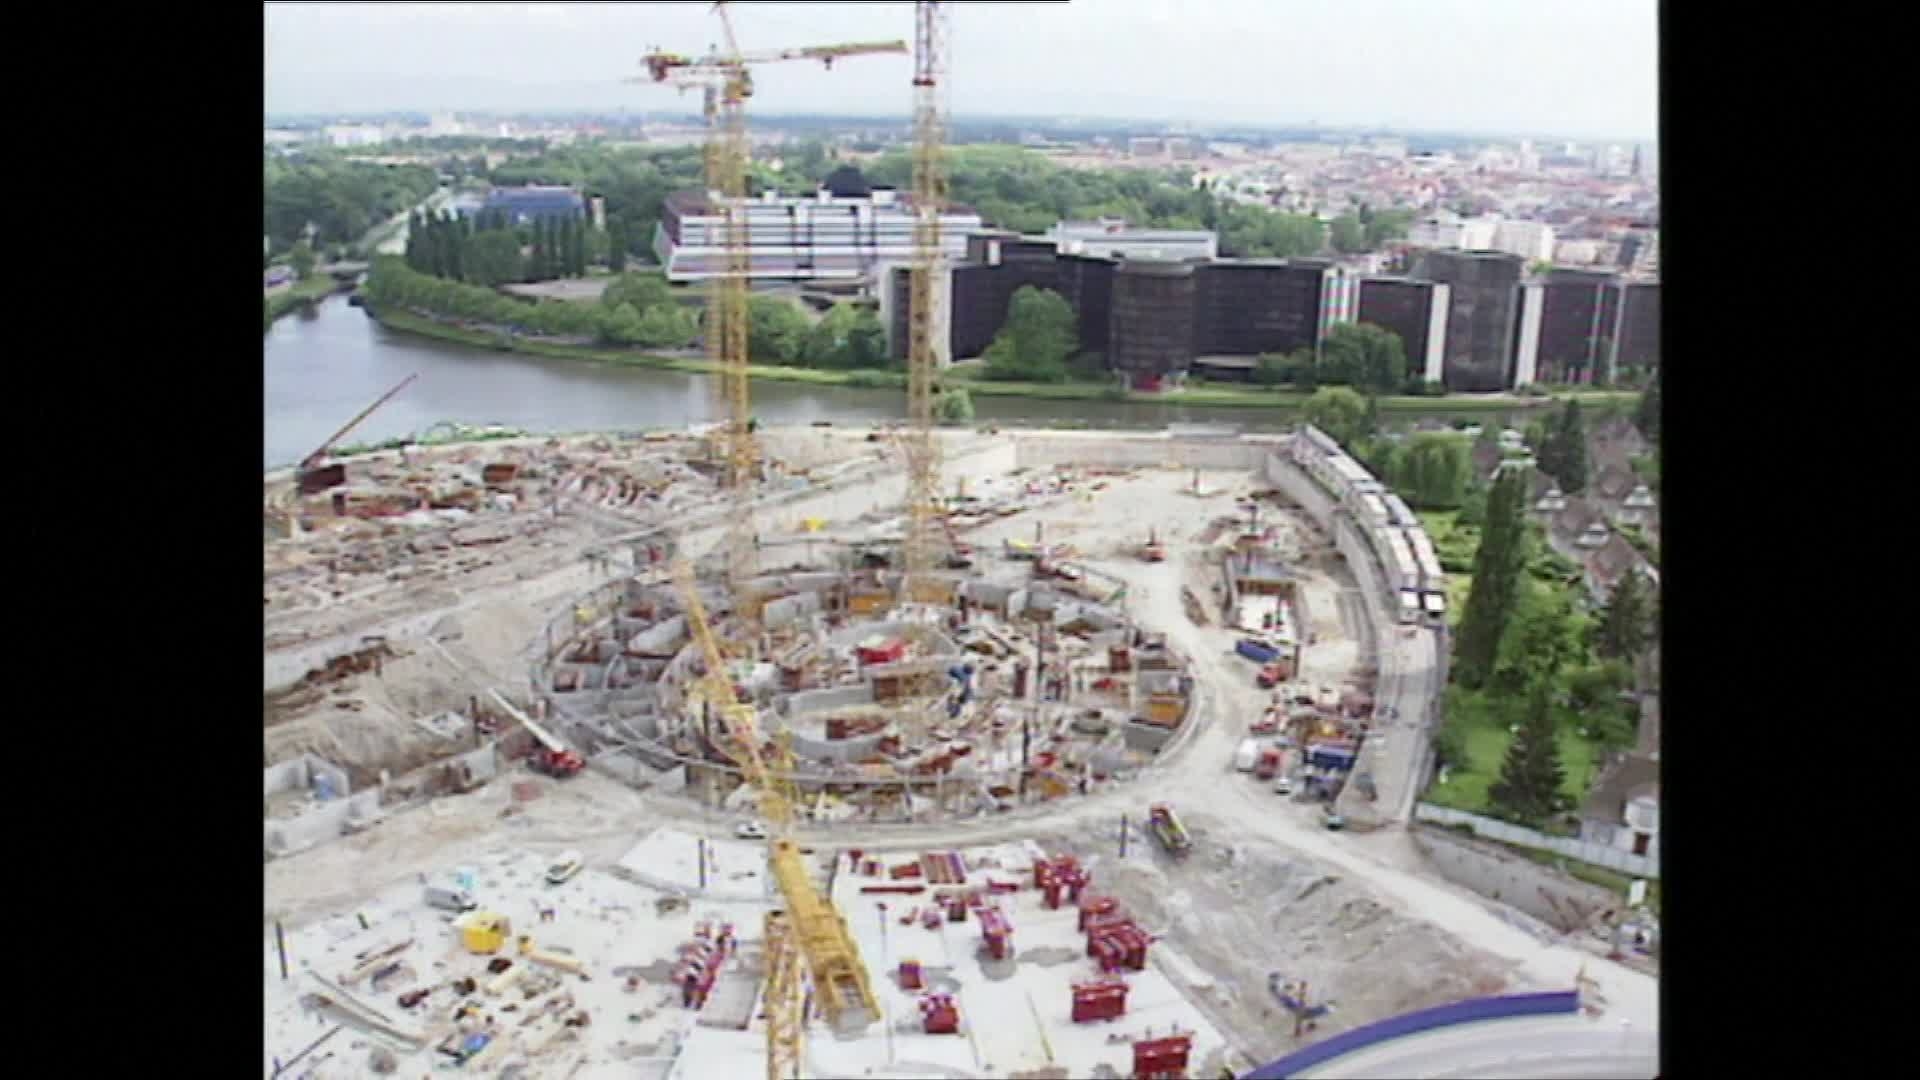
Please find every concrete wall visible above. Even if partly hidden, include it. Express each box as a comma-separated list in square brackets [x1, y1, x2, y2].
[1265, 448, 1338, 529]
[762, 590, 823, 629]
[784, 684, 874, 715]
[1122, 718, 1178, 754]
[1417, 802, 1660, 878]
[1243, 991, 1581, 1080]
[264, 788, 383, 859]
[1012, 434, 1266, 471]
[1410, 823, 1628, 932]
[264, 753, 351, 800]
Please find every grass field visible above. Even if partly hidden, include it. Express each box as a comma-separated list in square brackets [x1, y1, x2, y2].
[1425, 686, 1597, 814]
[265, 275, 344, 326]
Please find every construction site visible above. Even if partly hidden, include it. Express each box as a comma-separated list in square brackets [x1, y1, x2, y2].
[262, 4, 1657, 1077]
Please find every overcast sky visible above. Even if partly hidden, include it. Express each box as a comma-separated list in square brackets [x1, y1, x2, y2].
[265, 1, 1658, 141]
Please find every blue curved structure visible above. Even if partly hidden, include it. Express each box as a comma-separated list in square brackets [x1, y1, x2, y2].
[1243, 991, 1582, 1079]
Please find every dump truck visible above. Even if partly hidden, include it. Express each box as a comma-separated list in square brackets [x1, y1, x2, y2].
[1147, 803, 1191, 858]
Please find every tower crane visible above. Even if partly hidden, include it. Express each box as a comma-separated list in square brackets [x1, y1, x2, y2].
[900, 1, 951, 606]
[636, 8, 905, 641]
[673, 560, 877, 1079]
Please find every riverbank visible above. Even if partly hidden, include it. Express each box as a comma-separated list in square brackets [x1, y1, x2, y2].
[265, 276, 347, 328]
[370, 303, 1639, 413]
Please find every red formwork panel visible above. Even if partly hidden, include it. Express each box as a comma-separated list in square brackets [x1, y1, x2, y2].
[1133, 1033, 1193, 1078]
[919, 993, 960, 1035]
[1078, 895, 1119, 931]
[978, 907, 1013, 960]
[1071, 979, 1129, 1023]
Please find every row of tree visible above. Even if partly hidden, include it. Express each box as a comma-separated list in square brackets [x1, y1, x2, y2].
[364, 257, 697, 348]
[1254, 323, 1435, 396]
[746, 296, 890, 371]
[264, 150, 439, 252]
[403, 210, 599, 287]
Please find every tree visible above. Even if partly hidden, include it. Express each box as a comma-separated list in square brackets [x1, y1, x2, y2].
[1453, 468, 1530, 688]
[748, 296, 811, 365]
[1253, 352, 1290, 387]
[1455, 480, 1490, 527]
[1595, 569, 1654, 661]
[981, 286, 1078, 382]
[601, 272, 673, 315]
[633, 304, 696, 348]
[607, 216, 629, 273]
[1540, 400, 1589, 495]
[1634, 372, 1660, 442]
[1301, 386, 1371, 449]
[467, 230, 525, 287]
[937, 387, 975, 424]
[1320, 323, 1407, 395]
[1493, 586, 1579, 693]
[1397, 433, 1470, 509]
[1487, 683, 1568, 826]
[289, 240, 316, 280]
[597, 302, 645, 345]
[1329, 214, 1366, 254]
[1566, 660, 1634, 714]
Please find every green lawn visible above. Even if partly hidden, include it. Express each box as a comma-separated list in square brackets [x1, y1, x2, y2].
[265, 275, 344, 325]
[1426, 688, 1597, 815]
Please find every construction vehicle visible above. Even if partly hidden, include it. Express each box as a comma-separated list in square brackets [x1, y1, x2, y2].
[529, 747, 585, 779]
[1141, 528, 1166, 562]
[1147, 803, 1191, 858]
[674, 559, 876, 1078]
[294, 372, 418, 494]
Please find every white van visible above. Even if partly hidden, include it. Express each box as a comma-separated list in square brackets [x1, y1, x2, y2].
[1234, 739, 1260, 772]
[546, 850, 585, 885]
[424, 883, 477, 913]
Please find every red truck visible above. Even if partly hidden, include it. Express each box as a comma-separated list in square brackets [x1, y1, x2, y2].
[1255, 746, 1288, 780]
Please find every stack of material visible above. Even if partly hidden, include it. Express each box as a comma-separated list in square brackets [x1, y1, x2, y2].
[1070, 979, 1128, 1023]
[921, 852, 968, 885]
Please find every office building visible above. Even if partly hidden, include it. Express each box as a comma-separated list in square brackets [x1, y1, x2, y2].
[653, 165, 984, 283]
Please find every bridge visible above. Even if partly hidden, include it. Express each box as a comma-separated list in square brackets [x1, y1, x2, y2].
[325, 262, 370, 280]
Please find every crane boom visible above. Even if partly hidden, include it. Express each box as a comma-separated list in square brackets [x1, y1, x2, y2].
[672, 561, 878, 1034]
[301, 373, 418, 470]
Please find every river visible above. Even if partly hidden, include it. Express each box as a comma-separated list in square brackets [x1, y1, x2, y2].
[262, 295, 1506, 470]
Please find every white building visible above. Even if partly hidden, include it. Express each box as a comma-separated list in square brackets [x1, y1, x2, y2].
[1492, 219, 1557, 263]
[653, 170, 984, 283]
[323, 124, 385, 148]
[1049, 220, 1218, 262]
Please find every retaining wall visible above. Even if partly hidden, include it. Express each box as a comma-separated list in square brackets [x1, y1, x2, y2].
[1011, 433, 1270, 471]
[1416, 803, 1660, 879]
[264, 788, 383, 859]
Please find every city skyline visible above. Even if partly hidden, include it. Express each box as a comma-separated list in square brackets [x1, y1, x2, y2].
[264, 1, 1659, 143]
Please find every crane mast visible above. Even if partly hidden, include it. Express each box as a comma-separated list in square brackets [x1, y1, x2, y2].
[638, 7, 905, 640]
[902, 0, 951, 605]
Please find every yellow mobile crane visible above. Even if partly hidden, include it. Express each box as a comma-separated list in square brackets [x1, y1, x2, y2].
[900, 0, 951, 606]
[638, 8, 905, 634]
[672, 560, 877, 1079]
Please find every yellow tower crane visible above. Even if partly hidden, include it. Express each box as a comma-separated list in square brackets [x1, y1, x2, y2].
[672, 560, 877, 1080]
[638, 8, 905, 638]
[901, 0, 951, 606]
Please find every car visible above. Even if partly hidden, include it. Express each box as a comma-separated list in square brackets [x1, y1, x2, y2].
[545, 850, 585, 885]
[1273, 776, 1293, 796]
[1323, 813, 1346, 831]
[733, 821, 768, 840]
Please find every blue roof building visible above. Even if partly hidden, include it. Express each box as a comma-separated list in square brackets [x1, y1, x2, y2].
[474, 186, 584, 224]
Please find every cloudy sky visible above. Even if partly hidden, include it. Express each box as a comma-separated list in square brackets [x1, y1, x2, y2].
[265, 1, 1658, 140]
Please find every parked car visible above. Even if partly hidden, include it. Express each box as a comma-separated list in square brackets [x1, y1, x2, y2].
[1323, 813, 1346, 831]
[734, 821, 768, 840]
[1273, 775, 1293, 796]
[545, 850, 584, 885]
